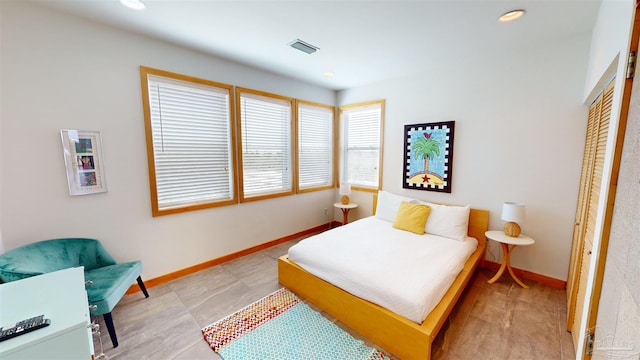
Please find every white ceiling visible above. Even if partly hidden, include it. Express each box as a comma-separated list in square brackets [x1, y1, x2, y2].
[36, 0, 601, 91]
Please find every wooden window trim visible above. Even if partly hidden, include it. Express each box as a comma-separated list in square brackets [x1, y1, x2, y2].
[140, 66, 238, 216]
[338, 99, 385, 192]
[236, 87, 295, 202]
[295, 99, 337, 194]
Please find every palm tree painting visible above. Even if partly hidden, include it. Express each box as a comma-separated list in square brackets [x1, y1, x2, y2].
[403, 121, 455, 193]
[413, 132, 440, 174]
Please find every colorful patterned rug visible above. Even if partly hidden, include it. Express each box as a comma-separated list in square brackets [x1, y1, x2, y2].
[202, 288, 389, 360]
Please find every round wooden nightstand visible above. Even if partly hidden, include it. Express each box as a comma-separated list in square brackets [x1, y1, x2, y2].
[485, 230, 535, 288]
[333, 202, 358, 225]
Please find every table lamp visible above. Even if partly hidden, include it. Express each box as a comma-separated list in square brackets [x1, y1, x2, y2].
[501, 202, 525, 237]
[340, 183, 351, 205]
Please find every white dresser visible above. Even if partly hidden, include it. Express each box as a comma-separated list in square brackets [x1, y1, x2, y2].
[0, 267, 94, 359]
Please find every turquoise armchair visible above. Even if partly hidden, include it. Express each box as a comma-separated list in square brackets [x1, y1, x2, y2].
[0, 238, 149, 348]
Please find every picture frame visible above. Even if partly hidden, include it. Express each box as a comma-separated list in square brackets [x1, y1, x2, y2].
[402, 121, 455, 193]
[60, 130, 107, 195]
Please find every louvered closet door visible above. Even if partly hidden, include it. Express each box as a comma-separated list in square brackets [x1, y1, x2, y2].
[566, 79, 614, 348]
[566, 90, 600, 329]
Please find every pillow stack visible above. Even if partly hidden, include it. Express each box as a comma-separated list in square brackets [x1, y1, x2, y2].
[375, 190, 470, 241]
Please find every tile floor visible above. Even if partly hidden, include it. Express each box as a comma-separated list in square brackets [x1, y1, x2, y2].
[92, 239, 575, 360]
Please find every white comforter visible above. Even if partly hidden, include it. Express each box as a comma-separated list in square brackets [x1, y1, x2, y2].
[287, 216, 478, 324]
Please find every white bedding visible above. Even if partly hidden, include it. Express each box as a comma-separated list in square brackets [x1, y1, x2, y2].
[287, 216, 478, 324]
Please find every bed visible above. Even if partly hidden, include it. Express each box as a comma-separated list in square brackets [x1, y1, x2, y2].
[278, 191, 489, 360]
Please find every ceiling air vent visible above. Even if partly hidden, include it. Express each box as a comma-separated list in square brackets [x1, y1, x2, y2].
[289, 39, 319, 54]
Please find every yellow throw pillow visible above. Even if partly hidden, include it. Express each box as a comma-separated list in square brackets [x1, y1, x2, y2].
[392, 201, 431, 235]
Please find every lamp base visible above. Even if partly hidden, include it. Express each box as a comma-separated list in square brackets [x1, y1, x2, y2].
[503, 222, 521, 237]
[341, 195, 350, 205]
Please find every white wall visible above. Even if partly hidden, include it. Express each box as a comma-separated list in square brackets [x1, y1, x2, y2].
[583, 0, 634, 102]
[339, 35, 592, 281]
[0, 2, 336, 279]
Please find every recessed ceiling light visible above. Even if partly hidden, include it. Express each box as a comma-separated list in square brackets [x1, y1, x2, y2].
[322, 71, 334, 77]
[499, 9, 525, 22]
[120, 0, 145, 11]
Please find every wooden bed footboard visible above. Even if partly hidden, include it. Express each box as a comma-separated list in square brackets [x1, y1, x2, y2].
[278, 208, 489, 360]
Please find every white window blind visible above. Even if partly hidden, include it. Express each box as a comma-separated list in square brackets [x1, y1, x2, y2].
[298, 102, 334, 191]
[239, 91, 293, 199]
[341, 102, 383, 189]
[147, 74, 234, 211]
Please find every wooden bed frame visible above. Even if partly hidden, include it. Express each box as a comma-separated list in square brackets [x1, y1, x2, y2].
[278, 197, 488, 360]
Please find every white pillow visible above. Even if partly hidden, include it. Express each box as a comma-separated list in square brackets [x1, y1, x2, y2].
[423, 202, 471, 241]
[375, 190, 418, 223]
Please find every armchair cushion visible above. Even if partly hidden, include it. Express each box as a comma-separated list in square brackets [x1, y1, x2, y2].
[85, 261, 142, 315]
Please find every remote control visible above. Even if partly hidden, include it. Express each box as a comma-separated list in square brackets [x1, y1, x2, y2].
[0, 315, 51, 342]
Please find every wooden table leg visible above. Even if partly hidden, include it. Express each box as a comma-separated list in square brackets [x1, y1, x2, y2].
[507, 249, 529, 288]
[488, 243, 529, 288]
[488, 243, 509, 284]
[340, 208, 351, 225]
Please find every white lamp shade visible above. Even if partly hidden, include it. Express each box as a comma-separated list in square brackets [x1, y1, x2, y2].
[339, 183, 351, 196]
[501, 202, 525, 223]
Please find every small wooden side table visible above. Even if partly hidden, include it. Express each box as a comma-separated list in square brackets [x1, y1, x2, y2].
[333, 202, 358, 225]
[485, 230, 535, 288]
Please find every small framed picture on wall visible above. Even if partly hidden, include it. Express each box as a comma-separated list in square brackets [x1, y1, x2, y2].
[60, 129, 107, 195]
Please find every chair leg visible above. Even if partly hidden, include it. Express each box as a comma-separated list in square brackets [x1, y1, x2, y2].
[136, 276, 149, 298]
[103, 312, 118, 348]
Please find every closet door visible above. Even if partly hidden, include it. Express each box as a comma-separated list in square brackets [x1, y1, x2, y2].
[566, 93, 598, 329]
[566, 79, 614, 347]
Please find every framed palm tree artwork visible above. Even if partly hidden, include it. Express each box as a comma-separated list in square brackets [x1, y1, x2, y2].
[402, 121, 455, 193]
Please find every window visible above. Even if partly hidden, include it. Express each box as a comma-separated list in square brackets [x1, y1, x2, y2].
[297, 101, 335, 192]
[140, 67, 236, 216]
[339, 100, 384, 190]
[237, 88, 294, 201]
